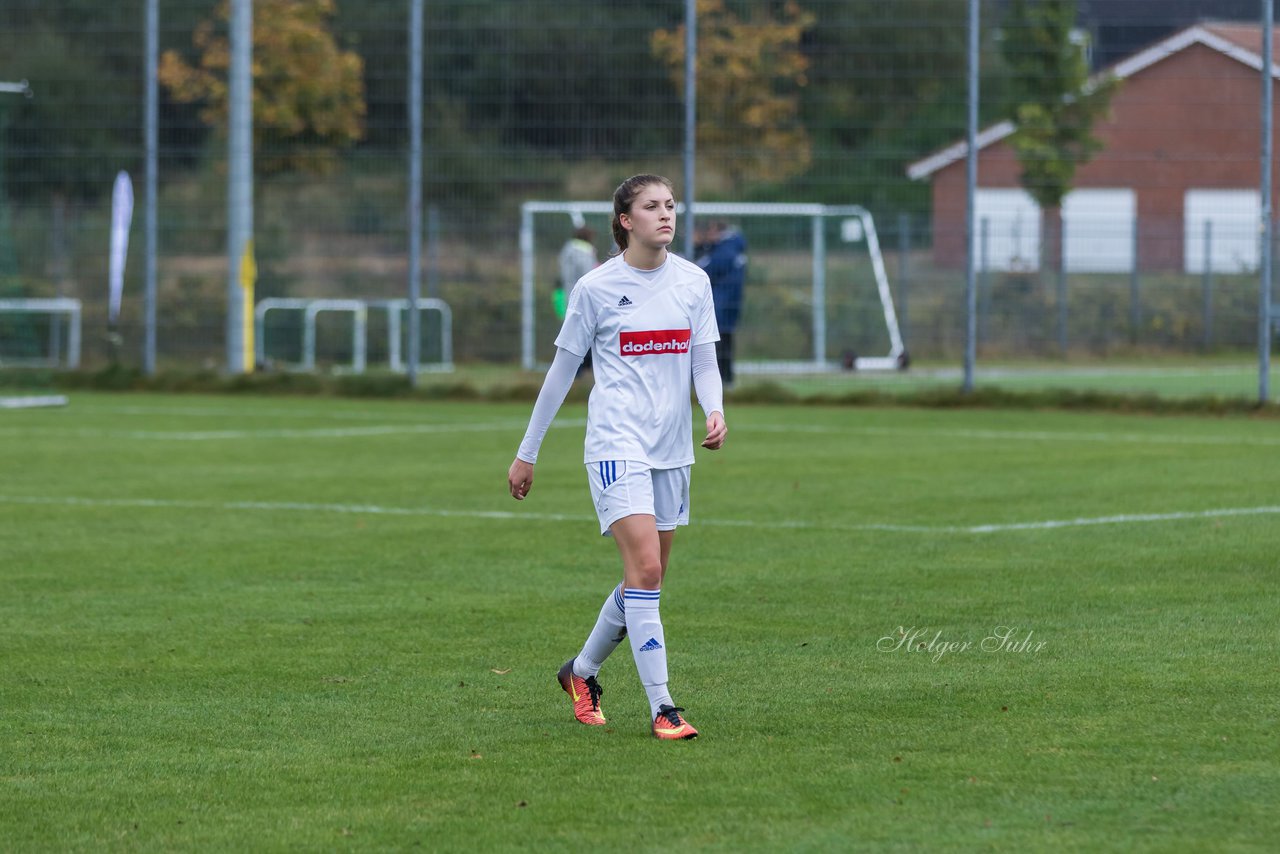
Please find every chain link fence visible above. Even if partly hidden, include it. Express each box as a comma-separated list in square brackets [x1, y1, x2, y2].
[1, 0, 1276, 391]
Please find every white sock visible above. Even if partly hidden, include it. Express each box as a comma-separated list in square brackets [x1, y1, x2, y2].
[574, 584, 627, 678]
[624, 588, 674, 718]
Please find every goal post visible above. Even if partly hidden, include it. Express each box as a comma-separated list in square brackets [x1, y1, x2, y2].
[519, 201, 906, 373]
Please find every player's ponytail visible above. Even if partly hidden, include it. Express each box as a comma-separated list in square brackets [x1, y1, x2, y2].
[611, 173, 675, 253]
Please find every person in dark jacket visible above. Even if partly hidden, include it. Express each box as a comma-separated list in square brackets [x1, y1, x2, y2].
[695, 221, 748, 386]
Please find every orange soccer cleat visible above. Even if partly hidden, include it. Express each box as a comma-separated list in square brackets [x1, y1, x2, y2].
[652, 705, 698, 740]
[557, 659, 606, 726]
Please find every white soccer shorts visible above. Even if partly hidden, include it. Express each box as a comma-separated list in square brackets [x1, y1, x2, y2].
[586, 461, 691, 536]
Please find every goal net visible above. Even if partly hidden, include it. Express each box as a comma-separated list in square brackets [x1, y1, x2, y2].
[519, 201, 906, 374]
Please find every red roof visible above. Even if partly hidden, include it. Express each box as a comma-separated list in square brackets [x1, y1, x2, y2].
[1200, 22, 1280, 59]
[908, 23, 1280, 180]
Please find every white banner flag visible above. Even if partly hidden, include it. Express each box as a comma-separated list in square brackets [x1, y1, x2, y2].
[108, 170, 134, 326]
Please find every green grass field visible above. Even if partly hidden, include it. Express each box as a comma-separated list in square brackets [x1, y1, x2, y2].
[736, 356, 1280, 400]
[2, 392, 1277, 851]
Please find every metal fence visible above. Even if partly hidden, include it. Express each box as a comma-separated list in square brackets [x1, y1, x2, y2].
[0, 0, 1276, 394]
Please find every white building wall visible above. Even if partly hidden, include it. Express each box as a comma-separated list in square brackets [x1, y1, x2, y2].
[1184, 189, 1260, 274]
[1062, 189, 1135, 273]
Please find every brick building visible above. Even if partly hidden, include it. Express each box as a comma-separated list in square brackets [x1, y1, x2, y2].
[908, 24, 1280, 273]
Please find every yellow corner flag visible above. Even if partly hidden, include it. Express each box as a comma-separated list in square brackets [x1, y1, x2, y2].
[240, 239, 257, 373]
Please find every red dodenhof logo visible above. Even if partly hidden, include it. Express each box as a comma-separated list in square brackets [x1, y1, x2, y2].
[620, 328, 692, 356]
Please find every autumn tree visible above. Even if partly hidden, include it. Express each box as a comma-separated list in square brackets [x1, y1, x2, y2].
[160, 0, 365, 175]
[652, 0, 815, 187]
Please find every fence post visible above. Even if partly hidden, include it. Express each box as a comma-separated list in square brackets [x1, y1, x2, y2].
[897, 212, 909, 347]
[811, 214, 826, 367]
[49, 200, 63, 362]
[1202, 219, 1213, 351]
[1057, 216, 1068, 355]
[48, 309, 61, 365]
[427, 203, 440, 300]
[979, 216, 990, 346]
[1129, 215, 1141, 344]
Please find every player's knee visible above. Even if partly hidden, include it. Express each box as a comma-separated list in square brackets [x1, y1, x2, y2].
[628, 557, 663, 590]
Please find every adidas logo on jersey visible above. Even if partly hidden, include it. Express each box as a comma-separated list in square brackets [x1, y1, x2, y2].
[638, 637, 663, 652]
[618, 295, 633, 307]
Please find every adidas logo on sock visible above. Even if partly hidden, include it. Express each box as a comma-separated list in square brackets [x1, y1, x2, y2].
[618, 295, 633, 307]
[639, 637, 663, 652]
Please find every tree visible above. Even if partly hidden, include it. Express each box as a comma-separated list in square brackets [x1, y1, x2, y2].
[793, 0, 1004, 208]
[159, 0, 366, 175]
[1000, 0, 1116, 211]
[0, 19, 139, 205]
[651, 0, 815, 187]
[1, 12, 143, 306]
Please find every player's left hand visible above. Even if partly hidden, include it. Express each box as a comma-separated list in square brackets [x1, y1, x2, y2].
[701, 412, 727, 450]
[508, 457, 534, 499]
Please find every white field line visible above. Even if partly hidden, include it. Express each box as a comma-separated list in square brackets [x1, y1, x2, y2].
[2, 494, 1278, 536]
[73, 403, 511, 422]
[0, 494, 593, 524]
[0, 418, 1272, 448]
[0, 419, 584, 441]
[742, 423, 1280, 447]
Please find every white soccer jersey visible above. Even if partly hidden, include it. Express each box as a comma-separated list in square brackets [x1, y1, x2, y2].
[556, 252, 720, 468]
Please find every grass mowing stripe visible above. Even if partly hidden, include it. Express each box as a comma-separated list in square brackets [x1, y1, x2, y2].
[4, 493, 1279, 536]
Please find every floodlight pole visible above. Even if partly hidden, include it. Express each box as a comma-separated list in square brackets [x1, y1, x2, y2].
[1261, 0, 1274, 403]
[144, 0, 158, 375]
[963, 0, 979, 393]
[407, 0, 424, 386]
[682, 0, 697, 257]
[226, 0, 252, 374]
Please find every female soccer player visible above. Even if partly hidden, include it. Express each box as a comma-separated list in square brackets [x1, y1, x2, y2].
[507, 174, 726, 740]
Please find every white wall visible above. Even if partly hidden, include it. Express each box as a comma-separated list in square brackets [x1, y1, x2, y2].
[1062, 189, 1135, 273]
[974, 189, 1041, 272]
[974, 188, 1136, 273]
[974, 187, 1259, 274]
[1184, 189, 1260, 274]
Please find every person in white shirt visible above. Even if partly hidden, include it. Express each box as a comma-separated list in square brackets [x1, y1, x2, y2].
[508, 174, 726, 740]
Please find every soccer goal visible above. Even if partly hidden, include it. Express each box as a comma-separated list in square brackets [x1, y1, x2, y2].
[0, 298, 82, 369]
[519, 201, 906, 373]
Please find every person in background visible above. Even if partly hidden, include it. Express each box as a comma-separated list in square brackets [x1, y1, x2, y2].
[555, 225, 598, 374]
[695, 221, 748, 387]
